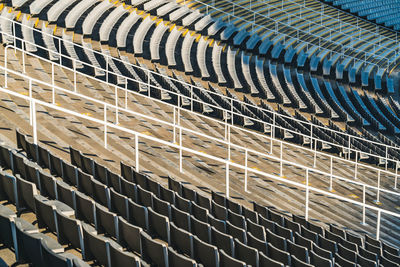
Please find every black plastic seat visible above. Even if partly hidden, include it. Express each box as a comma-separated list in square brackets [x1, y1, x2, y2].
[234, 237, 258, 267]
[159, 186, 175, 205]
[329, 224, 346, 239]
[287, 240, 309, 263]
[75, 191, 96, 225]
[191, 201, 208, 222]
[168, 176, 182, 194]
[191, 215, 211, 243]
[175, 192, 191, 213]
[291, 254, 313, 267]
[118, 216, 142, 255]
[319, 233, 337, 254]
[228, 209, 245, 228]
[357, 253, 377, 267]
[109, 241, 141, 267]
[56, 209, 82, 249]
[81, 223, 108, 265]
[168, 246, 197, 267]
[148, 207, 170, 243]
[313, 243, 333, 260]
[285, 217, 301, 233]
[269, 209, 284, 226]
[267, 243, 291, 266]
[211, 191, 226, 207]
[196, 193, 211, 211]
[34, 195, 57, 233]
[141, 231, 169, 267]
[153, 195, 171, 219]
[266, 228, 287, 251]
[171, 204, 191, 232]
[182, 185, 197, 202]
[226, 220, 246, 244]
[301, 225, 318, 243]
[211, 226, 234, 256]
[338, 243, 357, 262]
[170, 221, 193, 257]
[95, 203, 117, 238]
[219, 248, 245, 267]
[127, 198, 149, 231]
[110, 187, 128, 219]
[276, 223, 294, 241]
[193, 235, 219, 267]
[247, 231, 268, 255]
[56, 180, 74, 210]
[259, 214, 276, 232]
[335, 252, 357, 267]
[309, 250, 333, 267]
[208, 213, 226, 233]
[38, 170, 57, 200]
[295, 231, 313, 250]
[247, 217, 266, 241]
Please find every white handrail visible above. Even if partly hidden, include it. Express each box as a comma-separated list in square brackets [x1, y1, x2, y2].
[1, 15, 400, 173]
[1, 85, 399, 242]
[3, 47, 400, 206]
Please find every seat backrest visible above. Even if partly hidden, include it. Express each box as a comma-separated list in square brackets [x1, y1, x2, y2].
[92, 178, 108, 207]
[118, 216, 142, 255]
[170, 221, 193, 258]
[227, 209, 245, 229]
[56, 209, 82, 249]
[95, 203, 117, 238]
[168, 246, 197, 267]
[246, 217, 266, 241]
[309, 250, 332, 267]
[211, 226, 234, 256]
[226, 220, 246, 244]
[191, 201, 208, 222]
[110, 187, 128, 219]
[140, 231, 169, 267]
[127, 198, 148, 230]
[208, 213, 226, 233]
[148, 207, 170, 243]
[219, 249, 245, 267]
[75, 191, 96, 225]
[81, 223, 108, 265]
[190, 214, 211, 243]
[267, 242, 291, 266]
[193, 235, 219, 267]
[109, 241, 140, 267]
[287, 239, 309, 263]
[259, 251, 284, 267]
[234, 237, 259, 267]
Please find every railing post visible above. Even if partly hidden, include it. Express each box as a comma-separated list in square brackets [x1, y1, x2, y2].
[104, 103, 107, 149]
[313, 139, 317, 168]
[310, 124, 313, 151]
[376, 170, 381, 204]
[376, 210, 381, 240]
[226, 161, 229, 198]
[362, 185, 366, 225]
[73, 59, 77, 92]
[348, 135, 351, 160]
[230, 99, 234, 126]
[354, 151, 358, 180]
[52, 62, 55, 104]
[329, 156, 333, 191]
[280, 141, 283, 177]
[22, 41, 25, 73]
[173, 106, 176, 144]
[32, 100, 37, 145]
[271, 113, 275, 154]
[147, 70, 150, 97]
[395, 161, 398, 190]
[135, 133, 139, 172]
[228, 125, 231, 161]
[4, 47, 7, 88]
[125, 78, 128, 109]
[305, 169, 309, 221]
[244, 149, 248, 192]
[115, 86, 119, 125]
[190, 85, 193, 112]
[106, 55, 109, 84]
[58, 38, 62, 65]
[385, 147, 388, 171]
[29, 79, 32, 126]
[179, 127, 183, 173]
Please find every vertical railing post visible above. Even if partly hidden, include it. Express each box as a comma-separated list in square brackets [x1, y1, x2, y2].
[362, 185, 366, 225]
[329, 156, 333, 191]
[73, 59, 77, 92]
[313, 139, 317, 168]
[106, 55, 109, 84]
[29, 79, 33, 126]
[125, 78, 128, 109]
[32, 100, 37, 145]
[376, 210, 381, 240]
[228, 125, 231, 161]
[173, 107, 176, 144]
[385, 147, 388, 171]
[305, 169, 309, 221]
[147, 70, 150, 97]
[179, 127, 183, 173]
[354, 151, 358, 179]
[376, 170, 381, 204]
[244, 149, 248, 192]
[52, 62, 55, 104]
[104, 104, 107, 149]
[59, 38, 62, 65]
[135, 133, 139, 172]
[190, 85, 193, 112]
[224, 111, 228, 140]
[4, 47, 8, 88]
[115, 86, 119, 125]
[226, 161, 229, 198]
[395, 161, 398, 190]
[280, 141, 283, 177]
[271, 113, 275, 154]
[348, 135, 351, 160]
[22, 41, 25, 73]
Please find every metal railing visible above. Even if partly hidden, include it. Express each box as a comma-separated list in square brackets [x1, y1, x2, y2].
[1, 15, 400, 181]
[1, 78, 399, 241]
[183, 0, 399, 69]
[3, 44, 400, 209]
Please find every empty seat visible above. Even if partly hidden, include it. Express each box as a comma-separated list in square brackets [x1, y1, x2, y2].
[226, 220, 246, 244]
[247, 218, 265, 241]
[128, 199, 149, 231]
[94, 162, 109, 186]
[228, 210, 245, 229]
[16, 175, 38, 212]
[81, 223, 109, 265]
[266, 228, 287, 251]
[56, 209, 82, 250]
[308, 221, 324, 236]
[219, 249, 246, 267]
[168, 176, 182, 194]
[247, 231, 268, 255]
[171, 205, 191, 232]
[196, 193, 211, 211]
[193, 235, 219, 267]
[34, 195, 57, 233]
[95, 204, 117, 238]
[191, 201, 209, 222]
[358, 245, 379, 262]
[259, 214, 277, 232]
[148, 207, 170, 243]
[61, 161, 77, 187]
[75, 191, 95, 225]
[175, 193, 191, 213]
[153, 196, 171, 219]
[268, 242, 291, 266]
[211, 226, 234, 256]
[357, 253, 378, 267]
[182, 185, 197, 202]
[285, 218, 301, 233]
[335, 253, 357, 267]
[38, 170, 57, 200]
[120, 177, 137, 201]
[301, 225, 318, 243]
[295, 232, 313, 250]
[110, 187, 127, 219]
[234, 238, 258, 267]
[159, 186, 175, 205]
[287, 240, 309, 263]
[168, 246, 197, 267]
[313, 243, 333, 260]
[191, 215, 211, 243]
[77, 171, 92, 198]
[208, 214, 226, 233]
[109, 241, 141, 267]
[291, 255, 313, 267]
[141, 231, 168, 267]
[330, 224, 346, 239]
[92, 178, 108, 207]
[309, 250, 333, 267]
[269, 209, 284, 226]
[137, 185, 154, 208]
[56, 180, 74, 211]
[118, 216, 142, 255]
[275, 223, 294, 241]
[259, 251, 285, 267]
[319, 234, 338, 254]
[170, 221, 193, 257]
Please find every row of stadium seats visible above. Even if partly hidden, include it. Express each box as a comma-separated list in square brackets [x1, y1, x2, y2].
[323, 0, 400, 31]
[10, 125, 400, 267]
[181, 0, 400, 68]
[2, 2, 400, 170]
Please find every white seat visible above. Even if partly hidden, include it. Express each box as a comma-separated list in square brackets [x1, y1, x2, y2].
[150, 22, 169, 61]
[165, 27, 181, 67]
[65, 0, 99, 29]
[22, 14, 37, 53]
[62, 31, 83, 68]
[227, 46, 242, 89]
[81, 39, 105, 76]
[255, 57, 275, 100]
[241, 53, 259, 95]
[47, 0, 75, 22]
[133, 16, 154, 55]
[82, 0, 113, 36]
[211, 42, 226, 84]
[116, 12, 141, 49]
[42, 22, 59, 61]
[99, 5, 127, 43]
[30, 0, 52, 15]
[196, 37, 210, 79]
[181, 33, 195, 73]
[0, 8, 15, 44]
